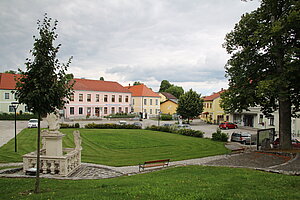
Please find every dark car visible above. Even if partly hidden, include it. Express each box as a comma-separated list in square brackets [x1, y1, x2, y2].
[219, 122, 238, 129]
[273, 138, 300, 148]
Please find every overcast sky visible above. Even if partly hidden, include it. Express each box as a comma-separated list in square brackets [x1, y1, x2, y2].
[0, 0, 260, 96]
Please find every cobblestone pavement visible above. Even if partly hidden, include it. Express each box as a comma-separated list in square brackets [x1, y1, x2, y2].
[1, 151, 299, 179]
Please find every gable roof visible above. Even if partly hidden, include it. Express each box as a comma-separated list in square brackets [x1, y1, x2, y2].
[0, 73, 22, 90]
[160, 92, 177, 100]
[161, 99, 178, 105]
[125, 84, 160, 97]
[203, 90, 225, 101]
[73, 78, 131, 93]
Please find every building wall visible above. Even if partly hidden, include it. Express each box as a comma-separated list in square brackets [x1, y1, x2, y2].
[0, 89, 28, 113]
[160, 100, 177, 115]
[131, 96, 160, 118]
[201, 98, 231, 123]
[158, 93, 167, 102]
[64, 90, 131, 119]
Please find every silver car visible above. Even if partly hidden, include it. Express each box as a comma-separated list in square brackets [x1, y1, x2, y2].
[231, 132, 254, 144]
[28, 119, 38, 128]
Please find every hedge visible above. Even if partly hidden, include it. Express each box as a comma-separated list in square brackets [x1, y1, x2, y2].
[145, 125, 204, 138]
[85, 123, 142, 129]
[0, 113, 39, 120]
[160, 114, 173, 121]
[60, 123, 80, 129]
[104, 113, 137, 119]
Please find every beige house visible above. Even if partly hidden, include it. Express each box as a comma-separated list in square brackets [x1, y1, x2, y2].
[125, 84, 161, 118]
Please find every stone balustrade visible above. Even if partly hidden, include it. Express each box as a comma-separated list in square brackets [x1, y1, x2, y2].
[23, 147, 81, 176]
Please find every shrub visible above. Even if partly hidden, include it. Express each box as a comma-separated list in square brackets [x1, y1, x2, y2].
[160, 114, 173, 121]
[146, 125, 204, 138]
[59, 123, 80, 129]
[104, 113, 137, 119]
[85, 123, 141, 129]
[212, 129, 228, 142]
[0, 113, 39, 120]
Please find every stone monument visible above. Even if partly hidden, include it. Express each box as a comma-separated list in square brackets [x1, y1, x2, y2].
[23, 111, 82, 176]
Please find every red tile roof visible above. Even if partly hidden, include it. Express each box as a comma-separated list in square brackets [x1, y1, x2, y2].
[203, 90, 225, 101]
[0, 73, 21, 90]
[125, 84, 160, 97]
[73, 78, 131, 93]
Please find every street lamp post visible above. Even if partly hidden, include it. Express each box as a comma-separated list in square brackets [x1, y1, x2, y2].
[11, 102, 19, 152]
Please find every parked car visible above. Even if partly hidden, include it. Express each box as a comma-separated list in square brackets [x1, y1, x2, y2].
[177, 124, 191, 129]
[163, 123, 173, 127]
[133, 122, 142, 127]
[28, 119, 38, 128]
[273, 138, 300, 148]
[119, 120, 127, 125]
[219, 122, 238, 129]
[231, 132, 254, 144]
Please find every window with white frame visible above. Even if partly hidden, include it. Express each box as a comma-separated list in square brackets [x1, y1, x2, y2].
[5, 93, 9, 99]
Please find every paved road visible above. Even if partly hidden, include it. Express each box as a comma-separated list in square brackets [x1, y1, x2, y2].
[0, 120, 47, 147]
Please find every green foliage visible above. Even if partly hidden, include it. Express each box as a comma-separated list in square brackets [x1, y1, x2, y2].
[160, 114, 173, 120]
[1, 166, 300, 199]
[165, 85, 184, 99]
[99, 76, 104, 81]
[85, 123, 141, 129]
[59, 123, 80, 129]
[221, 0, 299, 149]
[0, 113, 39, 120]
[159, 80, 172, 92]
[15, 14, 74, 116]
[133, 81, 142, 85]
[177, 89, 203, 122]
[104, 113, 136, 118]
[0, 129, 228, 165]
[212, 129, 229, 142]
[146, 125, 204, 138]
[4, 70, 17, 74]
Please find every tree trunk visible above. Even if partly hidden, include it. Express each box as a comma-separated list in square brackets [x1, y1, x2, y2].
[279, 99, 292, 150]
[34, 113, 41, 193]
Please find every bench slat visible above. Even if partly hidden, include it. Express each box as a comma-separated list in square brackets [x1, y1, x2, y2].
[139, 159, 170, 172]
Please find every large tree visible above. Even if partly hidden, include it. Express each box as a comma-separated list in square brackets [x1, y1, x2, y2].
[159, 80, 172, 92]
[221, 0, 299, 149]
[177, 89, 203, 123]
[165, 85, 184, 99]
[15, 14, 73, 193]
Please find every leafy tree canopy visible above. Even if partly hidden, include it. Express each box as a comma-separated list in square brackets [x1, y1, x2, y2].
[99, 76, 104, 81]
[15, 13, 74, 116]
[165, 85, 184, 99]
[159, 80, 172, 92]
[177, 89, 203, 123]
[4, 70, 17, 74]
[221, 0, 299, 149]
[133, 81, 142, 85]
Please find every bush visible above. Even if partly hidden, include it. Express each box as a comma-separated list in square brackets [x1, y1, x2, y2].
[212, 129, 228, 142]
[145, 125, 204, 138]
[0, 113, 39, 120]
[104, 113, 137, 119]
[160, 114, 173, 121]
[85, 123, 141, 129]
[59, 123, 80, 129]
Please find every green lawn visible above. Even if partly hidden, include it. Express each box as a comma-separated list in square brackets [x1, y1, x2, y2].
[0, 128, 229, 166]
[1, 166, 299, 199]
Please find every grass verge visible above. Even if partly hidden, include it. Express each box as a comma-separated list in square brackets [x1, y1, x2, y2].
[0, 166, 299, 199]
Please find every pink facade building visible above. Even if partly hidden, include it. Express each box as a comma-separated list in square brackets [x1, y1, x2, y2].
[64, 78, 132, 119]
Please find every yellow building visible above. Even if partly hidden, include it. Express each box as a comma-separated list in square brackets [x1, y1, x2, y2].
[160, 99, 178, 115]
[125, 84, 161, 118]
[201, 89, 231, 124]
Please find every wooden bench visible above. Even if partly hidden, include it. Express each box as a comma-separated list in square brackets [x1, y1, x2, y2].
[139, 159, 170, 172]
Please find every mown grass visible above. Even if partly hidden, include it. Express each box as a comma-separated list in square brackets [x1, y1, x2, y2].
[0, 128, 229, 166]
[1, 166, 299, 199]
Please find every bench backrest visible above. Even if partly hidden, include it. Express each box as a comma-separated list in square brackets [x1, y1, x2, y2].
[144, 159, 170, 164]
